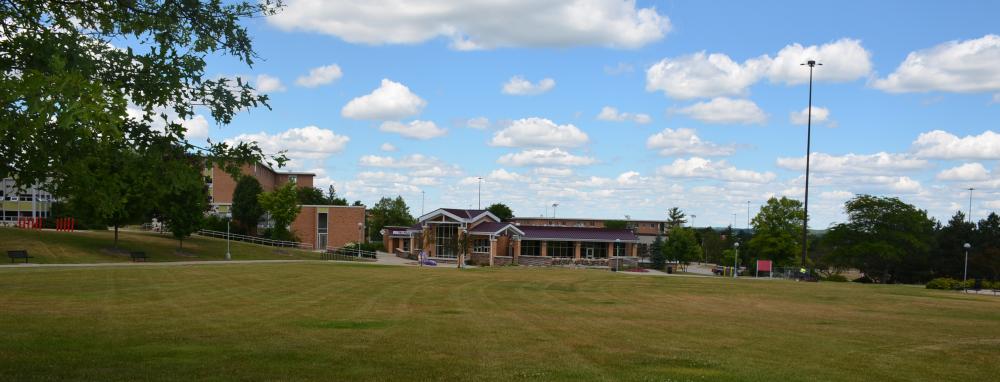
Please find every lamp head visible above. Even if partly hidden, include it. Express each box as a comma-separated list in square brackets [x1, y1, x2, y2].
[964, 243, 971, 249]
[734, 242, 740, 248]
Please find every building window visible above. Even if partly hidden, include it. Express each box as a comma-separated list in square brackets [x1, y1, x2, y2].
[613, 242, 627, 257]
[547, 241, 572, 258]
[581, 242, 608, 259]
[520, 240, 540, 256]
[288, 175, 297, 184]
[317, 212, 328, 249]
[473, 239, 489, 253]
[434, 224, 457, 258]
[402, 239, 410, 252]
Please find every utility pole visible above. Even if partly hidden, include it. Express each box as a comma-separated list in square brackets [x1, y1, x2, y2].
[421, 190, 425, 215]
[800, 59, 821, 267]
[552, 203, 559, 218]
[477, 177, 482, 209]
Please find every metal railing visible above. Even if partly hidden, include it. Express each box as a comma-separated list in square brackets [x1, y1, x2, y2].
[196, 229, 314, 249]
[322, 246, 378, 262]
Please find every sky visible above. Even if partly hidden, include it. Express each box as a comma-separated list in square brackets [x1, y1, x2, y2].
[186, 0, 1000, 228]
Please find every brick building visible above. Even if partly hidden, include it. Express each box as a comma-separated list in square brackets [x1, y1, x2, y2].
[206, 163, 365, 249]
[510, 216, 667, 244]
[384, 208, 639, 266]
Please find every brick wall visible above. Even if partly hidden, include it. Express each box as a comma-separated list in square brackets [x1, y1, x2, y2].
[470, 253, 491, 266]
[493, 256, 513, 266]
[517, 255, 552, 267]
[290, 206, 366, 249]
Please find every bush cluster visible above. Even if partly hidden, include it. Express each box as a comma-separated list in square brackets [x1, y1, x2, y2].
[926, 278, 999, 290]
[822, 274, 849, 282]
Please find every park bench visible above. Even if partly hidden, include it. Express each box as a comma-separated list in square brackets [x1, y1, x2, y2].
[129, 251, 148, 262]
[7, 250, 33, 263]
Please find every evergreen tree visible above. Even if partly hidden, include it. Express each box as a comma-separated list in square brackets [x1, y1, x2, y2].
[231, 176, 264, 235]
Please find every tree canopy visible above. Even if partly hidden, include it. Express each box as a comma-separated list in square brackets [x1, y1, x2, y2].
[824, 195, 936, 283]
[749, 197, 804, 266]
[486, 203, 514, 221]
[258, 182, 301, 241]
[664, 227, 701, 265]
[231, 176, 264, 235]
[1, 0, 284, 188]
[667, 207, 686, 229]
[369, 196, 415, 241]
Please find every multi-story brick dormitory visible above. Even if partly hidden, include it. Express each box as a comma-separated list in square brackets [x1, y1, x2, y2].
[206, 163, 365, 249]
[383, 208, 640, 266]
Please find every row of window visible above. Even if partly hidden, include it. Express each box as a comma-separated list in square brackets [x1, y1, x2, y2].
[520, 241, 628, 258]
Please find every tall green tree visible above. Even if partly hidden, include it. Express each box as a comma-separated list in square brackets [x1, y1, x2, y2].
[664, 227, 702, 265]
[369, 196, 415, 242]
[748, 197, 805, 266]
[825, 195, 936, 283]
[973, 212, 1000, 280]
[159, 163, 208, 249]
[650, 234, 666, 269]
[231, 176, 264, 235]
[486, 203, 514, 221]
[698, 228, 725, 264]
[296, 187, 327, 205]
[325, 185, 348, 206]
[667, 207, 687, 229]
[1, 1, 283, 187]
[930, 211, 975, 278]
[258, 182, 301, 241]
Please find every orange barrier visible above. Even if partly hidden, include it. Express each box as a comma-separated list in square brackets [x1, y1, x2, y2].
[56, 217, 76, 232]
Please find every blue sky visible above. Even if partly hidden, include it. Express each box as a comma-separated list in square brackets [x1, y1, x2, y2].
[190, 0, 1000, 228]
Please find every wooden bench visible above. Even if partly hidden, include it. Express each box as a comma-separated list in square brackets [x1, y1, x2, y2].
[7, 250, 33, 263]
[129, 251, 148, 262]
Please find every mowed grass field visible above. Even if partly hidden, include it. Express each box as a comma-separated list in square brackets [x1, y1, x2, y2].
[1, 262, 998, 381]
[0, 228, 322, 263]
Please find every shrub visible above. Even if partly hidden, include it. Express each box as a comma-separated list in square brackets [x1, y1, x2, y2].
[852, 275, 874, 284]
[823, 274, 849, 282]
[926, 278, 959, 290]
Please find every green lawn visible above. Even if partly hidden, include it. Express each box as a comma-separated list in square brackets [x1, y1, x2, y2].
[1, 263, 998, 381]
[0, 228, 322, 263]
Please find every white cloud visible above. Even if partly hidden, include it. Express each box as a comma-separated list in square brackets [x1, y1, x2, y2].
[646, 38, 872, 99]
[534, 167, 574, 177]
[226, 125, 349, 160]
[341, 79, 426, 120]
[674, 97, 767, 124]
[616, 171, 641, 185]
[486, 168, 528, 182]
[379, 120, 447, 140]
[646, 128, 735, 157]
[911, 130, 1000, 160]
[497, 148, 596, 167]
[358, 154, 462, 179]
[267, 0, 670, 50]
[490, 117, 588, 148]
[255, 74, 286, 93]
[789, 106, 831, 125]
[597, 106, 651, 124]
[767, 38, 873, 85]
[775, 152, 929, 174]
[296, 64, 343, 87]
[502, 76, 555, 95]
[646, 52, 769, 99]
[873, 35, 1000, 94]
[465, 117, 490, 129]
[657, 157, 776, 183]
[380, 143, 397, 152]
[180, 115, 210, 140]
[936, 163, 991, 181]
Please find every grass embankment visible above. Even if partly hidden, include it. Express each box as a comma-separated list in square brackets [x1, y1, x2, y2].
[1, 263, 998, 381]
[0, 228, 321, 263]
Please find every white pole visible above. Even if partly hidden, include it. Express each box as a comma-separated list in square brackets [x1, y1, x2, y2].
[733, 243, 740, 278]
[963, 243, 970, 292]
[226, 218, 232, 260]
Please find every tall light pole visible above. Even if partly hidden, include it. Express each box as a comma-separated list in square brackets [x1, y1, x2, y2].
[746, 201, 751, 230]
[963, 242, 971, 292]
[733, 242, 740, 278]
[691, 214, 696, 228]
[800, 59, 821, 268]
[477, 177, 482, 209]
[421, 190, 425, 215]
[967, 187, 974, 223]
[225, 216, 232, 260]
[552, 203, 559, 218]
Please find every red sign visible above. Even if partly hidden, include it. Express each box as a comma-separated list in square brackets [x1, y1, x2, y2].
[757, 260, 773, 272]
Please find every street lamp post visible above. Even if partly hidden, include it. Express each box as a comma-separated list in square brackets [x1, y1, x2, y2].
[800, 60, 821, 268]
[967, 187, 974, 223]
[733, 242, 740, 278]
[552, 203, 559, 218]
[225, 216, 232, 260]
[963, 242, 971, 292]
[477, 177, 482, 209]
